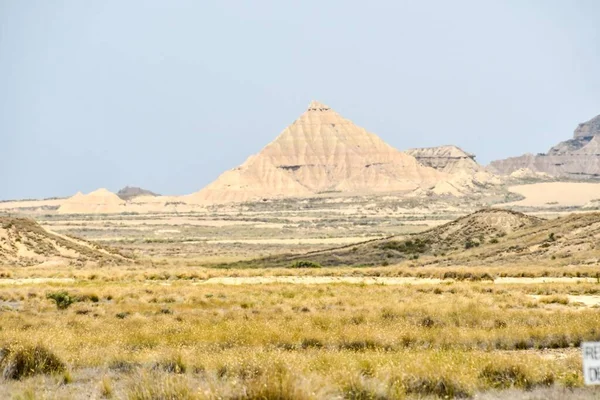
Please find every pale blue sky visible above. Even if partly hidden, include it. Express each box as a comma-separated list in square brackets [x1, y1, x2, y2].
[1, 0, 599, 199]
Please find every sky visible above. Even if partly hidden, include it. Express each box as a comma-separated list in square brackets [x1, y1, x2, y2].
[1, 0, 599, 200]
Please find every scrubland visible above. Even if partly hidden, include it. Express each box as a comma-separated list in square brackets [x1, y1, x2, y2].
[1, 271, 600, 399]
[2, 202, 600, 398]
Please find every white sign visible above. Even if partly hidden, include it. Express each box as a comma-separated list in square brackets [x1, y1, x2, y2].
[583, 342, 600, 385]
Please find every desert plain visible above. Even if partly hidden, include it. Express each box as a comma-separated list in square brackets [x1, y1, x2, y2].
[2, 103, 600, 399]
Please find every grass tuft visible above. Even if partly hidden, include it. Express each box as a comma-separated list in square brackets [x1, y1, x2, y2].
[0, 344, 65, 380]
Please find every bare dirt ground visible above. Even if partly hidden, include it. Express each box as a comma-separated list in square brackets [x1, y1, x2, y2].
[505, 182, 600, 207]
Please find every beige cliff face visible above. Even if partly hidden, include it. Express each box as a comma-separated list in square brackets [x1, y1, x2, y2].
[406, 145, 479, 174]
[574, 114, 600, 139]
[187, 101, 444, 204]
[489, 114, 600, 178]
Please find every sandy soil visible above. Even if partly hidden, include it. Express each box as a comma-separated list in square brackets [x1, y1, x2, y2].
[0, 198, 65, 210]
[496, 277, 598, 284]
[568, 295, 600, 307]
[42, 218, 281, 227]
[196, 276, 597, 286]
[0, 278, 75, 285]
[196, 276, 444, 285]
[505, 182, 600, 207]
[204, 237, 384, 245]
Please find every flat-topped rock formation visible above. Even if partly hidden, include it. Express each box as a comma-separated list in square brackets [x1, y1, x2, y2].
[405, 145, 500, 196]
[489, 114, 600, 179]
[187, 101, 444, 204]
[405, 145, 478, 174]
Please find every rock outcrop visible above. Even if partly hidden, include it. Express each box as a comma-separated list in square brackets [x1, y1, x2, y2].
[187, 101, 444, 204]
[489, 114, 600, 179]
[405, 145, 478, 174]
[405, 145, 500, 197]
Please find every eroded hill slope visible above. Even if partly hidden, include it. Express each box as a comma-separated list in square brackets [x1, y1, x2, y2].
[0, 217, 131, 266]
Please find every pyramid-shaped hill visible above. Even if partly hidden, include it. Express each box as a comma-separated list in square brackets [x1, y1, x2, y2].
[188, 101, 444, 204]
[0, 217, 131, 266]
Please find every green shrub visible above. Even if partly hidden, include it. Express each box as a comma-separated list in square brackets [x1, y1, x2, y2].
[379, 238, 430, 254]
[46, 291, 76, 310]
[464, 238, 479, 249]
[289, 260, 322, 268]
[116, 312, 130, 319]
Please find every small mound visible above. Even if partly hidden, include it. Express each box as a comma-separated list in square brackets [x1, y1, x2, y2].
[420, 209, 542, 247]
[0, 217, 131, 266]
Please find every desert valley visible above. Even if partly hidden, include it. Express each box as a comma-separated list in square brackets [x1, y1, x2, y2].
[2, 100, 600, 399]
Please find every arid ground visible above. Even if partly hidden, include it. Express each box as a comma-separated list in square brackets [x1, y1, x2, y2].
[2, 194, 600, 399]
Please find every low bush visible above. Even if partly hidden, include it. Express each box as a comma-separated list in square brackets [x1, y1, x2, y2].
[152, 355, 186, 374]
[0, 344, 65, 380]
[478, 364, 531, 389]
[46, 291, 76, 310]
[402, 376, 471, 398]
[289, 260, 322, 268]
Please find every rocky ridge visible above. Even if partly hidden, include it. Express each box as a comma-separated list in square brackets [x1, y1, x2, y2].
[406, 145, 501, 196]
[489, 114, 600, 179]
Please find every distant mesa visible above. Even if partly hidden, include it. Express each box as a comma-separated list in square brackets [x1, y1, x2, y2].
[187, 100, 450, 205]
[489, 113, 600, 179]
[406, 145, 478, 174]
[117, 186, 159, 201]
[0, 217, 130, 266]
[56, 188, 200, 214]
[405, 145, 501, 196]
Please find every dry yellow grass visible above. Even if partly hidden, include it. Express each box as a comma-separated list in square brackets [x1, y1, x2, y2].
[0, 271, 597, 398]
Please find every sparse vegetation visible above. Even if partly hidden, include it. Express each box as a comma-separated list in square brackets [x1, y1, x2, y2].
[2, 207, 600, 397]
[46, 291, 76, 310]
[0, 344, 65, 380]
[289, 260, 322, 268]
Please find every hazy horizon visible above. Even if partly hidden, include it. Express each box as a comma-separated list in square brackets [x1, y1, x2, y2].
[2, 0, 599, 200]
